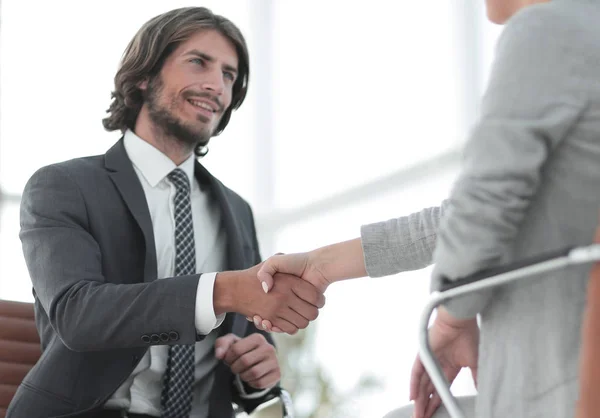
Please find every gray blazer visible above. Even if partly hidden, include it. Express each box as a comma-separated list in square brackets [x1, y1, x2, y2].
[361, 1, 600, 416]
[8, 139, 276, 418]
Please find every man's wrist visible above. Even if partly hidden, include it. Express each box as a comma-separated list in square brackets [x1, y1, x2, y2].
[195, 272, 224, 334]
[234, 374, 276, 399]
[214, 271, 238, 315]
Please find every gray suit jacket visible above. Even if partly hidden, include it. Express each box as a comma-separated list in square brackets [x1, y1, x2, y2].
[361, 1, 600, 416]
[7, 139, 276, 418]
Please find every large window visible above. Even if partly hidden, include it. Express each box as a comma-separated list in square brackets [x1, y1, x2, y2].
[270, 2, 464, 210]
[0, 200, 27, 301]
[481, 17, 504, 88]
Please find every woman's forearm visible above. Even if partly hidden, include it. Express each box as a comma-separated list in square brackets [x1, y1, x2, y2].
[310, 238, 367, 283]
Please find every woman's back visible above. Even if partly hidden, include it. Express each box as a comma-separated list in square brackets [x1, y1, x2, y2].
[467, 1, 600, 416]
[431, 1, 600, 416]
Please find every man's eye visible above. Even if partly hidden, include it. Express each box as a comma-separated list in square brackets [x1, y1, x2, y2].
[223, 72, 235, 82]
[191, 58, 204, 66]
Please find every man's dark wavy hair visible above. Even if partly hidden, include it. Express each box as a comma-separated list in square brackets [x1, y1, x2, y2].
[102, 7, 249, 156]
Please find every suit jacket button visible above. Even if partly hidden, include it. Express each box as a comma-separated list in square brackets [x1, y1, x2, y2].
[160, 332, 170, 342]
[150, 334, 160, 344]
[169, 331, 179, 341]
[141, 335, 151, 344]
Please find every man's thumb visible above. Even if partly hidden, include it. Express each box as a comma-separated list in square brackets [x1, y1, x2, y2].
[214, 333, 239, 359]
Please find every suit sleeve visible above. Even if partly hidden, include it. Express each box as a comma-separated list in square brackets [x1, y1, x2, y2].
[360, 202, 447, 277]
[20, 164, 201, 351]
[431, 7, 588, 318]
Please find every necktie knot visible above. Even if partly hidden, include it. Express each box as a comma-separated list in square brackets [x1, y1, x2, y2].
[168, 168, 190, 194]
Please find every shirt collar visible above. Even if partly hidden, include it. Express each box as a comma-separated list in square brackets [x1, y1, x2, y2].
[123, 129, 196, 188]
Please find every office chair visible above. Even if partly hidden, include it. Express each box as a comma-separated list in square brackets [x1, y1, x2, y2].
[0, 300, 41, 418]
[418, 242, 600, 418]
[0, 299, 294, 418]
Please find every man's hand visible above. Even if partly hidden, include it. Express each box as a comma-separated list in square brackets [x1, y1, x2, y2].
[215, 333, 280, 389]
[214, 263, 326, 335]
[410, 307, 479, 418]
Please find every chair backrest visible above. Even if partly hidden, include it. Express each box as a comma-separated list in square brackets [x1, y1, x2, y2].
[575, 227, 600, 416]
[0, 300, 41, 418]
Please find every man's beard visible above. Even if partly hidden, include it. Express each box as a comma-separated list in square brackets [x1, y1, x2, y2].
[144, 75, 213, 149]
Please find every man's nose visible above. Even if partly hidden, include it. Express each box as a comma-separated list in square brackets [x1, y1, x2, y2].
[201, 70, 225, 96]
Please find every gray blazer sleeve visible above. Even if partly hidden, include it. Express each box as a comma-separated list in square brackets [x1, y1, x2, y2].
[20, 164, 201, 351]
[431, 7, 588, 318]
[360, 201, 447, 277]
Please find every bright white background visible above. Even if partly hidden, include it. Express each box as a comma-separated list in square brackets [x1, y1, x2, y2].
[0, 1, 504, 416]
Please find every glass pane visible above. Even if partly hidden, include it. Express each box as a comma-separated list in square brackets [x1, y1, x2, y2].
[0, 200, 32, 302]
[0, 0, 256, 201]
[272, 165, 476, 417]
[272, 1, 464, 209]
[481, 16, 505, 88]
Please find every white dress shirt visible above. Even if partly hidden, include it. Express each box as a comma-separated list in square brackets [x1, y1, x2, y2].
[105, 130, 228, 417]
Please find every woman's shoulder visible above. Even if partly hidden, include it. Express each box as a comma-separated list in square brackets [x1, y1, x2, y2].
[493, 0, 599, 70]
[505, 1, 596, 39]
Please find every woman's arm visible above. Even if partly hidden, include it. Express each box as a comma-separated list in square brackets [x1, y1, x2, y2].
[257, 204, 446, 293]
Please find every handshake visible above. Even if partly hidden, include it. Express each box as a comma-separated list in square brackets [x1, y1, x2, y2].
[215, 251, 333, 335]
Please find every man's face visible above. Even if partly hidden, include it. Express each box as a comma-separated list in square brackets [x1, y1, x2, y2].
[142, 29, 239, 147]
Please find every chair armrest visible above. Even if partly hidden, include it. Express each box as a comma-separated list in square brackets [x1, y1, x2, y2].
[438, 245, 595, 292]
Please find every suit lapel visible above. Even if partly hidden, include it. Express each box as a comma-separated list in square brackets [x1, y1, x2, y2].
[194, 161, 246, 271]
[105, 139, 158, 282]
[195, 162, 250, 340]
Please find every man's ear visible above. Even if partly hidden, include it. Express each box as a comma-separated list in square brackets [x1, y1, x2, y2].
[138, 79, 149, 90]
